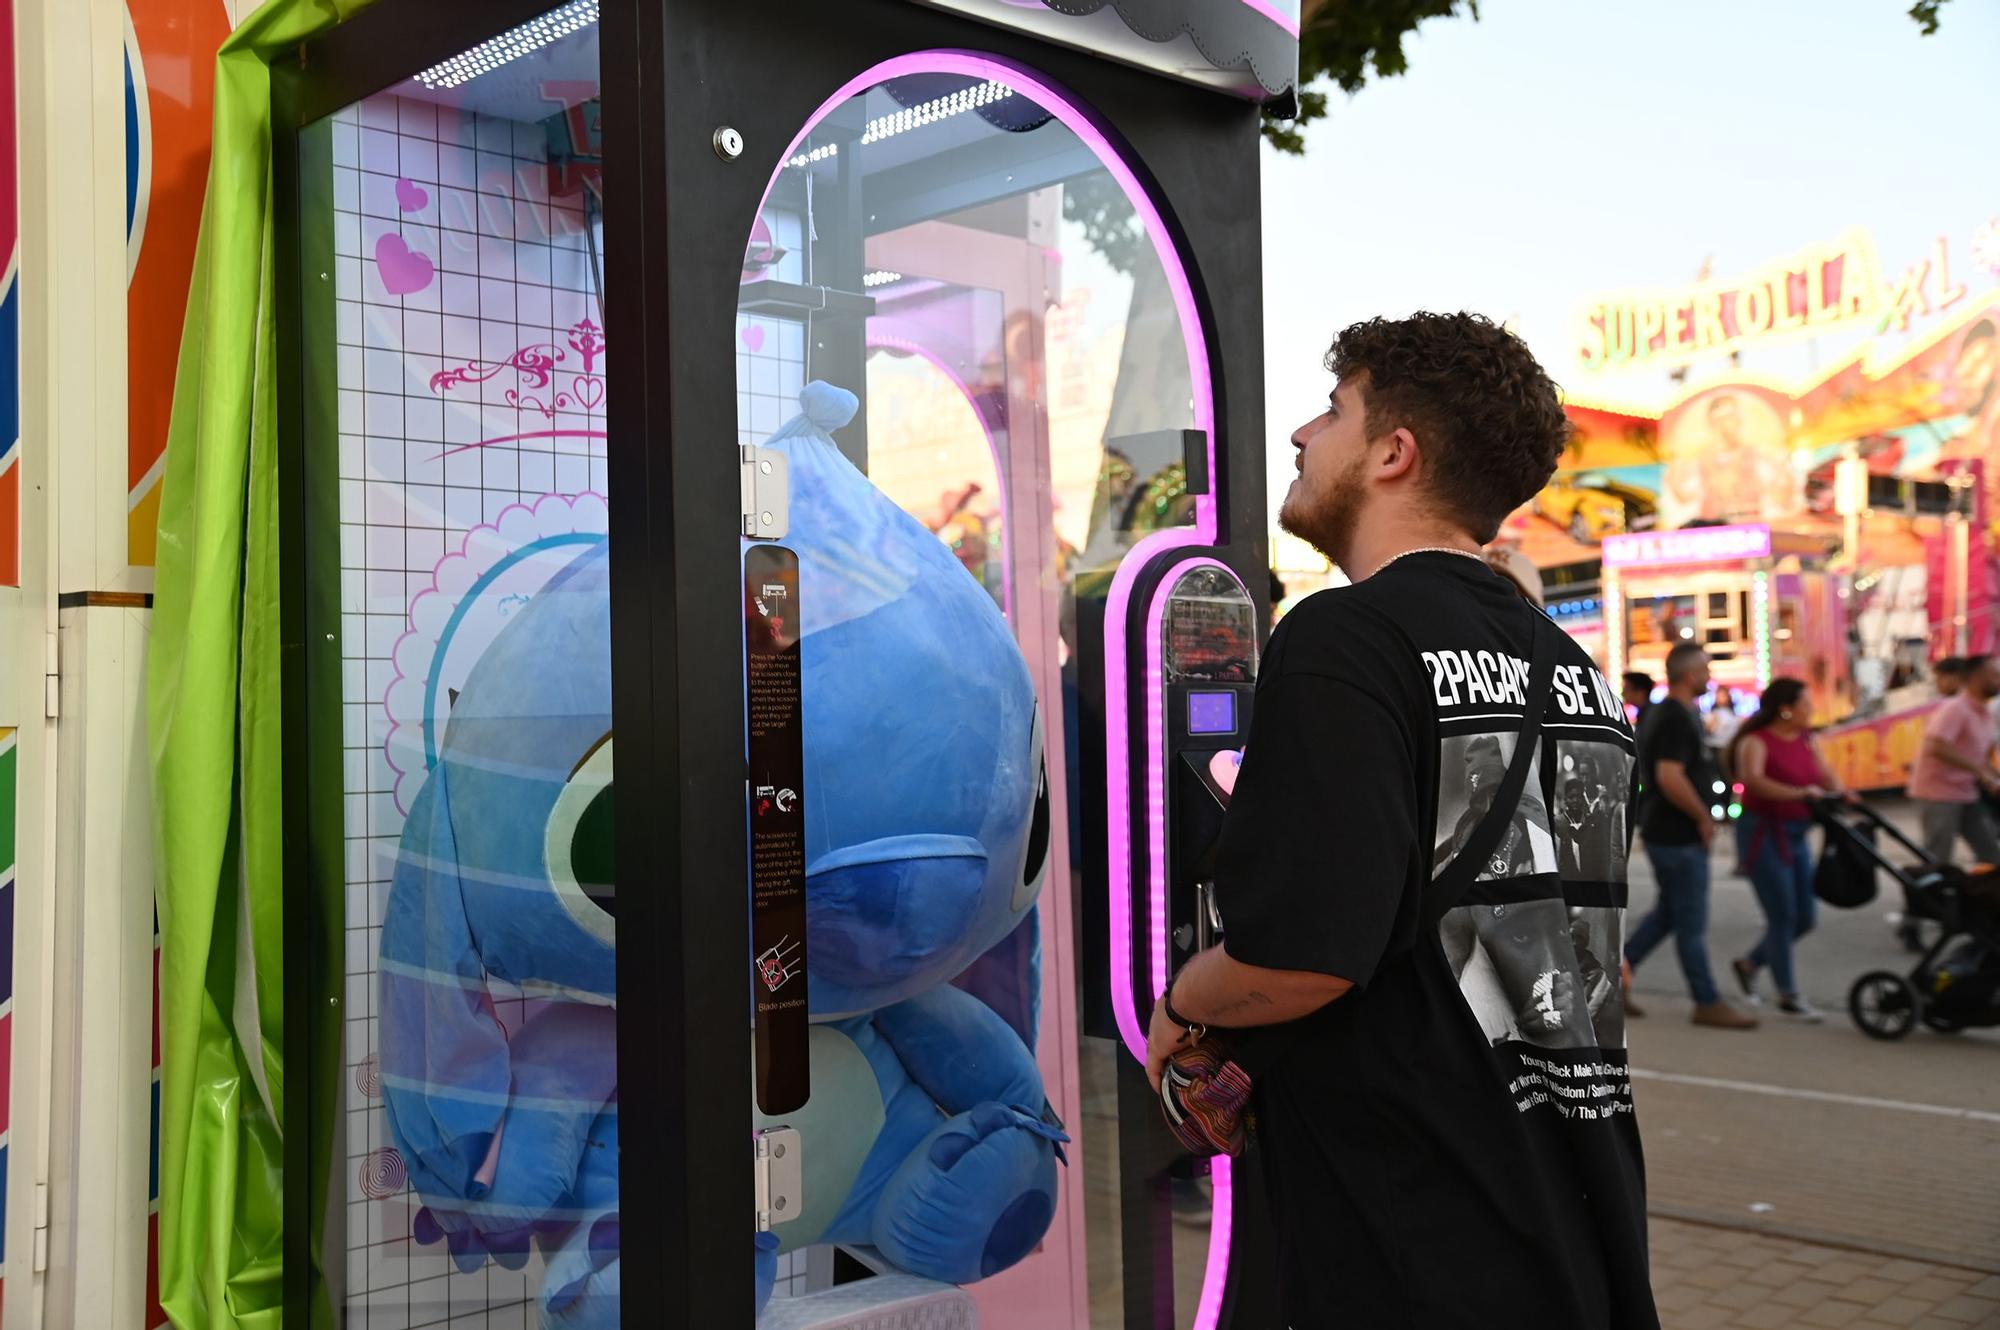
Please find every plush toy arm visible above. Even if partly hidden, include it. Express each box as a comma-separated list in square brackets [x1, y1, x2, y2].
[380, 769, 614, 1250]
[379, 769, 514, 1206]
[871, 983, 1047, 1118]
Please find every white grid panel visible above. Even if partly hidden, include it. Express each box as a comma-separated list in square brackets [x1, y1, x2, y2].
[332, 87, 603, 1330]
[333, 89, 807, 1328]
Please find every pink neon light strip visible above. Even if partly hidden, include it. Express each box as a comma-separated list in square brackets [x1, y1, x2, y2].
[1102, 528, 1204, 1058]
[864, 329, 1014, 623]
[752, 52, 1230, 1330]
[1200, 1158, 1234, 1326]
[1142, 556, 1232, 999]
[1234, 0, 1301, 38]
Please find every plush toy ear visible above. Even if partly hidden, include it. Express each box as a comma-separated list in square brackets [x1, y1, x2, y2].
[805, 833, 989, 1009]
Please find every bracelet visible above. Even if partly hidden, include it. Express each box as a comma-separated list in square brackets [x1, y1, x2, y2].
[1162, 980, 1197, 1032]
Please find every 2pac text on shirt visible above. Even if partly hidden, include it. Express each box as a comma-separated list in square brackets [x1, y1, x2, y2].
[1423, 649, 1624, 722]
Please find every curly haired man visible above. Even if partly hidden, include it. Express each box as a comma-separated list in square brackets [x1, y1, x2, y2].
[1147, 314, 1659, 1328]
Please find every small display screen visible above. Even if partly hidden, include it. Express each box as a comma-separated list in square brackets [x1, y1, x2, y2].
[1187, 690, 1236, 735]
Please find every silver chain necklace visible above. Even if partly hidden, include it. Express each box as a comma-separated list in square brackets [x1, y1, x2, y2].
[1368, 545, 1487, 579]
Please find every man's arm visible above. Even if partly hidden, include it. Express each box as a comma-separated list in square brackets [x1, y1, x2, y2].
[1923, 734, 1999, 787]
[1652, 757, 1714, 843]
[1144, 944, 1351, 1092]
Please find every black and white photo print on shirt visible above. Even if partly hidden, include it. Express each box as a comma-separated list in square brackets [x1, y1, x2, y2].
[1567, 904, 1627, 1049]
[1440, 900, 1597, 1050]
[1553, 740, 1633, 885]
[1433, 731, 1558, 881]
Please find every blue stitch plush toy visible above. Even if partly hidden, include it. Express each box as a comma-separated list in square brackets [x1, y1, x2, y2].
[379, 382, 1062, 1328]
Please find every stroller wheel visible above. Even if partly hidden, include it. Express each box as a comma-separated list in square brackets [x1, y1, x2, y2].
[1849, 971, 1918, 1040]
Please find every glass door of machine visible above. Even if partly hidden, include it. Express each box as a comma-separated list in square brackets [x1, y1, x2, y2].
[731, 56, 1220, 1329]
[294, 6, 621, 1326]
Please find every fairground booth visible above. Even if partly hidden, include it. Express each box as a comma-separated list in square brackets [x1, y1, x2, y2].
[1501, 223, 2000, 793]
[0, 0, 1307, 1327]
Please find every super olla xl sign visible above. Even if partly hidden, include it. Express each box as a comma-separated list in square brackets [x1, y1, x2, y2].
[1575, 228, 1977, 370]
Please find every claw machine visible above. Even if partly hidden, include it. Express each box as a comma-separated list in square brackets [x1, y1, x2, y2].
[272, 1, 1294, 1325]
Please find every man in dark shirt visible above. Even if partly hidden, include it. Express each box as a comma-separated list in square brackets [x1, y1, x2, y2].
[1144, 313, 1658, 1328]
[1623, 642, 1757, 1029]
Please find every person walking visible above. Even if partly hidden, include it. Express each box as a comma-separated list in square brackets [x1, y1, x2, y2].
[1901, 654, 2000, 950]
[1933, 656, 1967, 698]
[1727, 679, 1850, 1021]
[1624, 643, 1758, 1029]
[1907, 653, 2000, 865]
[1146, 313, 1658, 1328]
[1706, 683, 1743, 782]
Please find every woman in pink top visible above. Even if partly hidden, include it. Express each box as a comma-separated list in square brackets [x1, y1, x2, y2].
[1726, 678, 1851, 1021]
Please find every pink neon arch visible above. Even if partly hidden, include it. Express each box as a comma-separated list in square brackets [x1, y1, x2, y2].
[747, 51, 1230, 1329]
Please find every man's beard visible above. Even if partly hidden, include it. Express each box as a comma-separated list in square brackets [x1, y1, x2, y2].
[1278, 454, 1366, 567]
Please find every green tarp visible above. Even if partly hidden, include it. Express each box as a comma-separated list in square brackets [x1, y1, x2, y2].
[147, 2, 376, 1326]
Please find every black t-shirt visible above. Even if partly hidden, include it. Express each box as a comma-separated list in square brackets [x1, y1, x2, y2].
[1635, 698, 1712, 845]
[1214, 554, 1656, 1330]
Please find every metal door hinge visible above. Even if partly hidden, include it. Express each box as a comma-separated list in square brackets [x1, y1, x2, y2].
[741, 445, 790, 541]
[44, 631, 59, 719]
[753, 1127, 802, 1233]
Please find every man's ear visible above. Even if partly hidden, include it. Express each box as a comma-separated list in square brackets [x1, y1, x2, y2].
[1377, 426, 1420, 482]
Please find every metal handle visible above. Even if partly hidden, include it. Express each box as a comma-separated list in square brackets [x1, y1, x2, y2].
[1194, 880, 1221, 952]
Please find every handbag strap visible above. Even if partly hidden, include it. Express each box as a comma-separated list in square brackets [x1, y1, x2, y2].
[1221, 607, 1561, 1081]
[1424, 612, 1562, 925]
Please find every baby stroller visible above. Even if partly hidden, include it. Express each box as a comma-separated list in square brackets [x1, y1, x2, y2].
[1812, 799, 2000, 1039]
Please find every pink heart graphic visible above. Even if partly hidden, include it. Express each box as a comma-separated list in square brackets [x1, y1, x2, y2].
[375, 232, 435, 296]
[740, 324, 765, 353]
[395, 177, 429, 213]
[1208, 748, 1244, 799]
[574, 374, 605, 410]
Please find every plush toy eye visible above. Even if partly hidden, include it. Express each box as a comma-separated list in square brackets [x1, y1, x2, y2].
[1015, 708, 1050, 911]
[546, 733, 616, 944]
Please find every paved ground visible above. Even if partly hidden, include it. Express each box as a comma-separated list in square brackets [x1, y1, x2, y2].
[1650, 1219, 2000, 1329]
[1626, 798, 2000, 1328]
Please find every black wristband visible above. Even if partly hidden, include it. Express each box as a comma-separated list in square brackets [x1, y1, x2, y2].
[1162, 980, 1196, 1031]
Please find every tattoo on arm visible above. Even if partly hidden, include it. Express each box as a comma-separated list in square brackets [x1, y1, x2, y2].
[1208, 989, 1274, 1020]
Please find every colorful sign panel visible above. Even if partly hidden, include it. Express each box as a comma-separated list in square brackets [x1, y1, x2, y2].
[0, 0, 17, 589]
[125, 0, 235, 569]
[1602, 523, 1772, 570]
[1657, 383, 1799, 530]
[1820, 701, 1941, 792]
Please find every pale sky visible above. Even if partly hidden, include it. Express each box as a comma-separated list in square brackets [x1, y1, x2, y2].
[1259, 0, 2000, 533]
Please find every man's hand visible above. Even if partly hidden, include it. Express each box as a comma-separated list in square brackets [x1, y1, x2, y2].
[1696, 815, 1717, 850]
[1143, 947, 1354, 1093]
[1981, 770, 2000, 796]
[1513, 969, 1579, 1038]
[1146, 997, 1192, 1095]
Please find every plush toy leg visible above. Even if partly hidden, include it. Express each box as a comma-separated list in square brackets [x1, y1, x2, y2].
[538, 1212, 621, 1330]
[870, 1102, 1060, 1285]
[755, 1231, 781, 1314]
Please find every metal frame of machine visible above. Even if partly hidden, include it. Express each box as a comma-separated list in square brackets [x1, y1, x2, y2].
[271, 1, 1281, 1324]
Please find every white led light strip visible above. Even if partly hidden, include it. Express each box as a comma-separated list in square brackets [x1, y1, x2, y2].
[861, 80, 1013, 144]
[861, 270, 902, 288]
[786, 79, 1018, 168]
[416, 0, 599, 90]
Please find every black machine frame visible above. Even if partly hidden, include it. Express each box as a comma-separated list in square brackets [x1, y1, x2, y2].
[273, 0, 1274, 1325]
